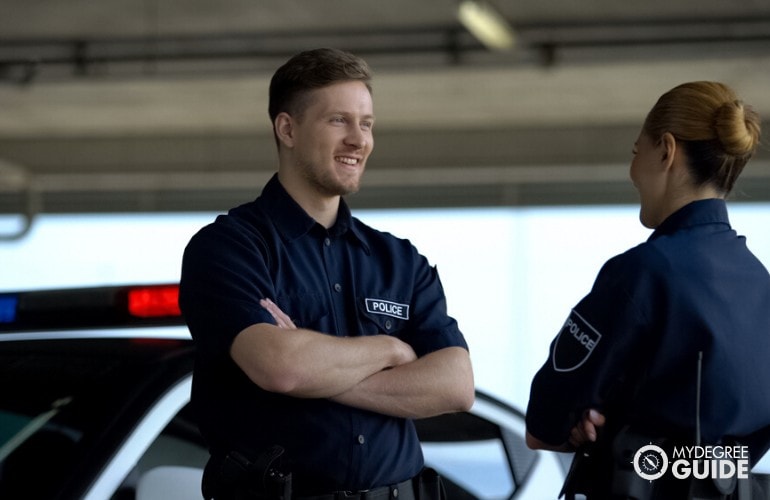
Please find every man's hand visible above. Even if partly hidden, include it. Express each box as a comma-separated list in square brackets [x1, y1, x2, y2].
[260, 298, 297, 329]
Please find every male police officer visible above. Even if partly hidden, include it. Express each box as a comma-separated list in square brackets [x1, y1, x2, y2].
[179, 48, 474, 500]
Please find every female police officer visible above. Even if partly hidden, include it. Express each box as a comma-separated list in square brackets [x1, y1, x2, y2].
[525, 81, 770, 498]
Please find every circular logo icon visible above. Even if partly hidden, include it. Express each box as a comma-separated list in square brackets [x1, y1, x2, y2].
[633, 444, 669, 480]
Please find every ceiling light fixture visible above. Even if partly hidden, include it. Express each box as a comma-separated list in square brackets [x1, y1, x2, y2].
[457, 0, 516, 51]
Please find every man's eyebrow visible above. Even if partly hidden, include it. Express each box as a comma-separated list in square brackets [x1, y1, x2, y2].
[331, 110, 375, 118]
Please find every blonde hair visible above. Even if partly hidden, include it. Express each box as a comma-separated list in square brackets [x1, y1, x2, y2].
[642, 81, 761, 194]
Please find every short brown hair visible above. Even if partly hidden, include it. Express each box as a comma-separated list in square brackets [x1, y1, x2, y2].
[268, 48, 373, 124]
[642, 81, 761, 194]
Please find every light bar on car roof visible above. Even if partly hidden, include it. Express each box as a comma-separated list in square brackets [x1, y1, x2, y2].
[0, 284, 184, 332]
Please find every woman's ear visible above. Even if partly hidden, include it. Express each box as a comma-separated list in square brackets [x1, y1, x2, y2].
[660, 132, 676, 169]
[274, 112, 294, 148]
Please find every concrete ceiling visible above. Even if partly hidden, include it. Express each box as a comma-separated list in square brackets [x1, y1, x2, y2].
[2, 0, 770, 221]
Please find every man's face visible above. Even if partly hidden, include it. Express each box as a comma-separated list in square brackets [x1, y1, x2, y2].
[289, 80, 374, 197]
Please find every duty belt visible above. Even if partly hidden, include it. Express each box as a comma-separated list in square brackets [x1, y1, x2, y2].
[296, 479, 415, 500]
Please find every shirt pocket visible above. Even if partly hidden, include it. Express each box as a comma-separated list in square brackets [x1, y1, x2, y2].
[357, 295, 410, 336]
[273, 290, 330, 331]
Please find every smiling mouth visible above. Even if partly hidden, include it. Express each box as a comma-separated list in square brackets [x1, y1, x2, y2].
[335, 156, 359, 166]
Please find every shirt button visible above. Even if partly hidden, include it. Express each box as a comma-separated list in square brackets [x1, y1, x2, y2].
[357, 435, 365, 444]
[334, 283, 342, 293]
[384, 320, 393, 330]
[324, 238, 331, 247]
[392, 488, 399, 498]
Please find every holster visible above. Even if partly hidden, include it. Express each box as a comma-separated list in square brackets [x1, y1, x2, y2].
[560, 434, 617, 499]
[202, 445, 292, 500]
[414, 468, 446, 500]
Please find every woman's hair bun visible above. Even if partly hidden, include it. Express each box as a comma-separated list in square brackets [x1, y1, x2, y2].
[714, 99, 761, 157]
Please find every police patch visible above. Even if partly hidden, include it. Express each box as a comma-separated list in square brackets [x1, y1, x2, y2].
[552, 310, 602, 372]
[365, 298, 410, 320]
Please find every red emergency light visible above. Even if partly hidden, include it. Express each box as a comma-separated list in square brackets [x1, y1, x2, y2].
[127, 285, 181, 318]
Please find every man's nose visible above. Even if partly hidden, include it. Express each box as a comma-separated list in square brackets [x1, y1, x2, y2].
[345, 125, 369, 148]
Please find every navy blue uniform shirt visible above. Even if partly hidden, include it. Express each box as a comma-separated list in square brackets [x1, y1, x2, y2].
[179, 175, 468, 493]
[527, 199, 770, 462]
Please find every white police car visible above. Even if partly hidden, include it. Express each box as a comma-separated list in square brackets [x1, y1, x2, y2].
[0, 284, 567, 500]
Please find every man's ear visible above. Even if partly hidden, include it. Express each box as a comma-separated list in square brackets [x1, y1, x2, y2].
[660, 132, 676, 170]
[274, 112, 295, 148]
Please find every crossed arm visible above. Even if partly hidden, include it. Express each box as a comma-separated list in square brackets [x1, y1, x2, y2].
[230, 299, 475, 419]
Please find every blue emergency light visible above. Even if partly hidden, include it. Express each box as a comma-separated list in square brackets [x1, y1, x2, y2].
[0, 295, 18, 323]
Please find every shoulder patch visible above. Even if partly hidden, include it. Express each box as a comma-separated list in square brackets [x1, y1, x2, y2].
[552, 310, 602, 372]
[365, 298, 410, 320]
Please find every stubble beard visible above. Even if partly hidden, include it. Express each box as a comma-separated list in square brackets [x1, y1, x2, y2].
[299, 160, 363, 197]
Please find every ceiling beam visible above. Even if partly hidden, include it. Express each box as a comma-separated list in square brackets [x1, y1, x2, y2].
[3, 17, 770, 83]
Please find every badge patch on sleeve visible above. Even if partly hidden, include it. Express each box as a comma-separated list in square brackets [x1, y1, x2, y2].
[552, 310, 602, 372]
[365, 298, 410, 320]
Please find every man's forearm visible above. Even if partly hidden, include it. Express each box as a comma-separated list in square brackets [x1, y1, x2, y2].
[330, 346, 475, 419]
[231, 323, 416, 398]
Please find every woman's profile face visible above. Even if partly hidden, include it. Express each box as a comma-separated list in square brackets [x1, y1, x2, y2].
[630, 131, 667, 228]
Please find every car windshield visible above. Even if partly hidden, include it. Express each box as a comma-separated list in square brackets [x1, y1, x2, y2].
[0, 395, 75, 460]
[0, 337, 193, 499]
